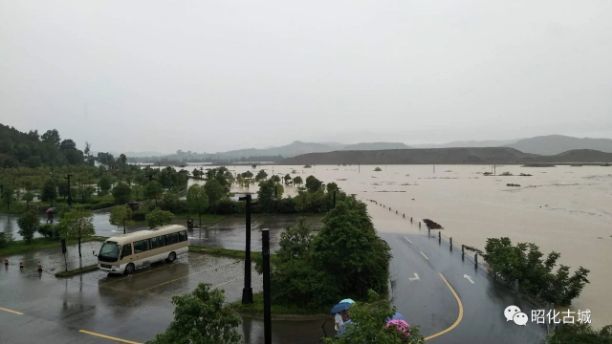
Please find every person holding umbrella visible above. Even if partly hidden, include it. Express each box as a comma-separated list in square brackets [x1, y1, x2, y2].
[330, 299, 355, 336]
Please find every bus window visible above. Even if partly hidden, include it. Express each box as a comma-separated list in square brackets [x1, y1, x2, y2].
[134, 239, 150, 253]
[151, 236, 165, 249]
[165, 233, 179, 245]
[178, 231, 188, 242]
[121, 244, 132, 258]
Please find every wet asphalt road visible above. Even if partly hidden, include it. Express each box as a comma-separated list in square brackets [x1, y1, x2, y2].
[385, 232, 547, 343]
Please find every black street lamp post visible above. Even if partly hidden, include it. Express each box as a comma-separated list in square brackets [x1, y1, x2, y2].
[262, 228, 271, 344]
[238, 193, 253, 304]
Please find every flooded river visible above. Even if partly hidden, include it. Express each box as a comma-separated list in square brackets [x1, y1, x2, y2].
[206, 163, 612, 327]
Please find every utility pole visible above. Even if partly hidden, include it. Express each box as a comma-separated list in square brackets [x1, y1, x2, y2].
[262, 228, 272, 344]
[238, 194, 253, 304]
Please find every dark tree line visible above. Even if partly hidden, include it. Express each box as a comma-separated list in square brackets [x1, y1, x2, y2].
[0, 124, 86, 167]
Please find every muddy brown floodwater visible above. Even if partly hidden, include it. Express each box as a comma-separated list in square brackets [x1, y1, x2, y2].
[195, 164, 612, 327]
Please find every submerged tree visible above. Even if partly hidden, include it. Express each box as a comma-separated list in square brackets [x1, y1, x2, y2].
[148, 283, 241, 344]
[187, 184, 209, 228]
[484, 237, 590, 306]
[18, 209, 40, 242]
[109, 205, 133, 234]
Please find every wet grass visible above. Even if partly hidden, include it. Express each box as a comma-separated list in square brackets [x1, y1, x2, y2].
[0, 236, 106, 257]
[55, 264, 99, 278]
[188, 245, 261, 260]
[231, 293, 328, 318]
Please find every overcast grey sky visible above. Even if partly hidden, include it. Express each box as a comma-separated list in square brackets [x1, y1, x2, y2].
[1, 0, 611, 153]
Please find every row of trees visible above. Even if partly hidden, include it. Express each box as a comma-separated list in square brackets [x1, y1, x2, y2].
[484, 237, 590, 306]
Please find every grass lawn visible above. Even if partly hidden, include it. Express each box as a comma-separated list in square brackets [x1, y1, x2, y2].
[0, 236, 106, 257]
[188, 245, 261, 260]
[55, 264, 99, 278]
[230, 293, 328, 318]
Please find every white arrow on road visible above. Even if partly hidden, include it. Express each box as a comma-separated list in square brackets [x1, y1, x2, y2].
[408, 273, 420, 281]
[463, 274, 475, 284]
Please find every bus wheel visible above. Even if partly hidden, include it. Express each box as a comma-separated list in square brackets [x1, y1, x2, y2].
[167, 252, 176, 263]
[125, 263, 135, 275]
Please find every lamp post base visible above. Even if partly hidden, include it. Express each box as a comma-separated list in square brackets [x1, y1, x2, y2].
[242, 288, 253, 304]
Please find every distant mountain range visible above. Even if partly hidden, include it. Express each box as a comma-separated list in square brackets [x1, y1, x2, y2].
[416, 135, 612, 155]
[506, 135, 612, 155]
[130, 141, 411, 162]
[282, 147, 612, 165]
[128, 135, 612, 163]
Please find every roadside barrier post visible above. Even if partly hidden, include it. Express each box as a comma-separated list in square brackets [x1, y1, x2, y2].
[461, 245, 465, 261]
[474, 253, 478, 269]
[450, 237, 453, 252]
[438, 231, 441, 245]
[427, 227, 431, 238]
[262, 228, 272, 344]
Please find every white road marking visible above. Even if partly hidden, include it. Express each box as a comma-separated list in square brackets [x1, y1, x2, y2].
[403, 236, 413, 245]
[463, 274, 475, 284]
[419, 251, 429, 261]
[408, 273, 420, 281]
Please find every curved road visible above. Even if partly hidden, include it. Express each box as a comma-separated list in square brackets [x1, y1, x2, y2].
[370, 201, 547, 343]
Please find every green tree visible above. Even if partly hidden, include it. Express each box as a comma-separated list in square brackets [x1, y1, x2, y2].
[97, 175, 112, 195]
[18, 209, 40, 242]
[146, 208, 175, 228]
[484, 237, 590, 306]
[293, 176, 303, 187]
[112, 182, 132, 204]
[22, 191, 34, 208]
[257, 180, 277, 212]
[110, 205, 133, 234]
[144, 181, 163, 206]
[284, 174, 292, 185]
[305, 175, 323, 192]
[58, 209, 94, 258]
[204, 179, 225, 210]
[192, 168, 203, 179]
[187, 185, 209, 229]
[255, 169, 268, 181]
[270, 175, 281, 183]
[148, 284, 241, 344]
[270, 219, 338, 308]
[312, 199, 391, 300]
[160, 192, 181, 212]
[41, 179, 57, 204]
[1, 183, 14, 210]
[0, 232, 12, 248]
[548, 323, 612, 344]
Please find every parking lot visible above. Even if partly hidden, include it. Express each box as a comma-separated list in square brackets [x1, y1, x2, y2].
[0, 241, 326, 344]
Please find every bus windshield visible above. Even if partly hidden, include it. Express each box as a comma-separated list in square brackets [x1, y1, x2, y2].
[98, 241, 120, 262]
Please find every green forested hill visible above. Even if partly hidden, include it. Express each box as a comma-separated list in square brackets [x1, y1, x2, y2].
[0, 123, 85, 167]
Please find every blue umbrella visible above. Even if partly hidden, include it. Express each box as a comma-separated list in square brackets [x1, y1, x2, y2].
[389, 311, 405, 321]
[339, 298, 355, 304]
[330, 302, 352, 315]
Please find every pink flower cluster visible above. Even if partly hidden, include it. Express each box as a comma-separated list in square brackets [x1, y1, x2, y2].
[386, 319, 411, 337]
